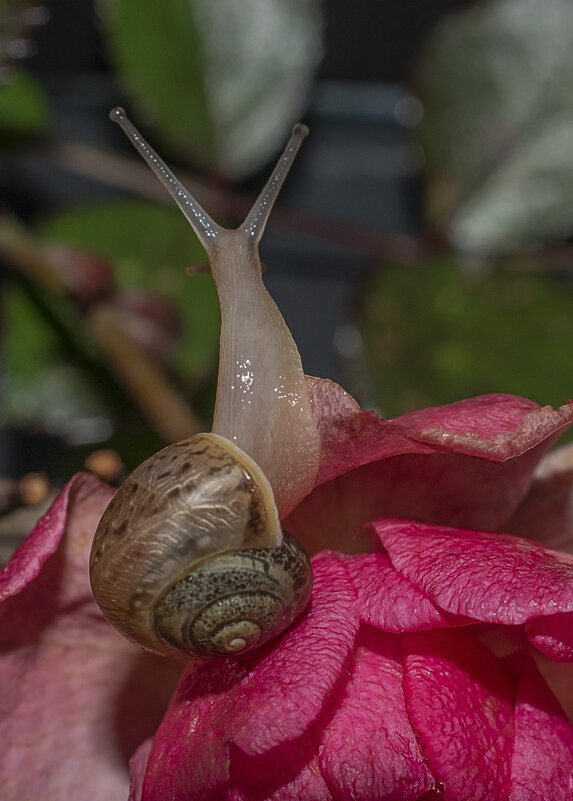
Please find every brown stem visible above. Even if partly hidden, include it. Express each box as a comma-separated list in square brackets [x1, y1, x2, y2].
[87, 305, 201, 442]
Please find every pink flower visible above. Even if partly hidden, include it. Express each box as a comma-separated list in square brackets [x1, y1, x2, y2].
[2, 385, 573, 800]
[0, 474, 182, 800]
[132, 386, 573, 801]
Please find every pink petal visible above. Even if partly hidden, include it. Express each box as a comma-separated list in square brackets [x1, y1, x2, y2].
[509, 654, 573, 799]
[0, 473, 81, 600]
[344, 552, 468, 631]
[534, 656, 573, 725]
[305, 376, 437, 486]
[0, 473, 181, 801]
[231, 554, 359, 754]
[291, 386, 573, 554]
[507, 442, 573, 553]
[139, 553, 359, 800]
[319, 627, 435, 800]
[306, 380, 573, 480]
[286, 445, 547, 554]
[129, 739, 153, 801]
[140, 660, 240, 801]
[227, 735, 332, 801]
[393, 394, 573, 460]
[403, 628, 515, 800]
[526, 613, 573, 661]
[376, 518, 573, 630]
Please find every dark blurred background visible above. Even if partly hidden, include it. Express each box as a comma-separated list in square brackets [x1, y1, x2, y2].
[3, 0, 573, 506]
[7, 0, 469, 382]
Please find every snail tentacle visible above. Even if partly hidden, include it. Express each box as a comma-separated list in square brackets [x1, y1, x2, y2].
[109, 107, 222, 245]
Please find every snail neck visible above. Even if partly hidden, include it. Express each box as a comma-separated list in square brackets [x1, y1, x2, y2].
[210, 231, 319, 518]
[109, 108, 319, 516]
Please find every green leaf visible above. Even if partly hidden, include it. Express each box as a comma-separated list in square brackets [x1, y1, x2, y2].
[361, 255, 573, 433]
[418, 0, 573, 252]
[99, 0, 322, 176]
[38, 199, 220, 377]
[0, 68, 50, 136]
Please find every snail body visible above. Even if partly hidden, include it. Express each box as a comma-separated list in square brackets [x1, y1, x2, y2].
[90, 110, 319, 659]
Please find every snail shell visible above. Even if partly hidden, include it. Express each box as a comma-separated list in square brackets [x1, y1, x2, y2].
[89, 433, 312, 658]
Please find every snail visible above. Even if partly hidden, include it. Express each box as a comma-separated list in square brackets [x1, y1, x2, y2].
[89, 109, 321, 659]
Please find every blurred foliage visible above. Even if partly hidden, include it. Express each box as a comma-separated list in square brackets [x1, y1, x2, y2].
[363, 256, 573, 420]
[3, 0, 573, 478]
[98, 0, 214, 167]
[3, 282, 110, 434]
[361, 0, 573, 432]
[417, 0, 573, 252]
[0, 68, 49, 138]
[0, 0, 323, 471]
[2, 201, 221, 439]
[38, 200, 220, 378]
[99, 0, 322, 177]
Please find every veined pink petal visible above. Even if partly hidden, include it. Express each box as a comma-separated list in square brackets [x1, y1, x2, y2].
[139, 659, 242, 801]
[375, 518, 573, 629]
[344, 552, 469, 631]
[393, 394, 573, 459]
[288, 387, 573, 554]
[285, 445, 549, 554]
[319, 627, 435, 800]
[227, 736, 331, 801]
[306, 381, 573, 481]
[534, 656, 573, 725]
[305, 377, 437, 486]
[0, 473, 181, 801]
[231, 554, 359, 754]
[526, 613, 573, 661]
[403, 629, 514, 801]
[139, 553, 359, 800]
[507, 442, 573, 553]
[0, 472, 92, 602]
[509, 654, 573, 799]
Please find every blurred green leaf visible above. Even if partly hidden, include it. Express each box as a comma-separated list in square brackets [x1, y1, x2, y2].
[0, 68, 50, 136]
[3, 283, 110, 431]
[418, 0, 573, 253]
[99, 0, 322, 176]
[4, 281, 59, 390]
[99, 0, 214, 165]
[362, 256, 573, 428]
[38, 199, 220, 378]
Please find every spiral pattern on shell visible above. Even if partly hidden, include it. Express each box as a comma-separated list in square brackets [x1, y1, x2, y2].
[154, 537, 312, 656]
[89, 433, 313, 658]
